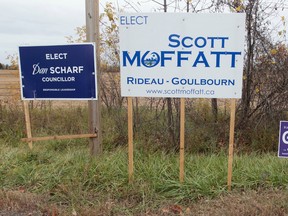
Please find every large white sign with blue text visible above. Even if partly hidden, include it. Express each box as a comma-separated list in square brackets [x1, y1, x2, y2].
[119, 13, 245, 98]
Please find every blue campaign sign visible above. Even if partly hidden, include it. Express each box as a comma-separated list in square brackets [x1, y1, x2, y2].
[19, 44, 97, 100]
[278, 121, 288, 158]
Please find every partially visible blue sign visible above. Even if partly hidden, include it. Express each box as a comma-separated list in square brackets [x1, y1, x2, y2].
[278, 121, 288, 158]
[19, 44, 97, 100]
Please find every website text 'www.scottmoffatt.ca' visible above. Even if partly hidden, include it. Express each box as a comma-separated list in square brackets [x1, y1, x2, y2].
[145, 88, 215, 96]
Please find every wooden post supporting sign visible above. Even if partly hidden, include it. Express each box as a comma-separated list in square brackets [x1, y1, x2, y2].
[179, 98, 185, 183]
[85, 0, 102, 155]
[227, 99, 236, 191]
[127, 97, 134, 183]
[23, 101, 33, 149]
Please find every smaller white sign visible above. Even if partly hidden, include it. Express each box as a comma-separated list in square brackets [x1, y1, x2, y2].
[119, 13, 245, 98]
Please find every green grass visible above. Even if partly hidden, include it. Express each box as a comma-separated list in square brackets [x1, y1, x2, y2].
[1, 140, 288, 215]
[1, 102, 287, 214]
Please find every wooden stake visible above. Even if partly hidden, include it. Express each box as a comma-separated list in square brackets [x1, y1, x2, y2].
[179, 98, 185, 183]
[227, 99, 236, 191]
[86, 0, 102, 156]
[128, 97, 134, 183]
[23, 101, 33, 149]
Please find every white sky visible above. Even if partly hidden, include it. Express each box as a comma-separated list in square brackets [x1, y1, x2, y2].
[0, 0, 149, 65]
[0, 0, 287, 65]
[0, 0, 86, 65]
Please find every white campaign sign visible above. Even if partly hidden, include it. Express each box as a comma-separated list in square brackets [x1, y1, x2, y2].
[119, 13, 245, 98]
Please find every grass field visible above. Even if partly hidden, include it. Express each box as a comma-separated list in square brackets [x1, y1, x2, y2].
[1, 139, 288, 215]
[0, 99, 287, 215]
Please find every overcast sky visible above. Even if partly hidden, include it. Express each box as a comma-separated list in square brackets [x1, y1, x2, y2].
[0, 0, 158, 65]
[0, 0, 86, 64]
[0, 0, 287, 65]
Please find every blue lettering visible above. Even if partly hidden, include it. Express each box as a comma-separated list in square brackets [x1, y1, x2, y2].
[119, 16, 148, 25]
[182, 36, 193, 48]
[168, 34, 181, 48]
[177, 51, 191, 67]
[228, 52, 241, 67]
[138, 16, 148, 24]
[207, 79, 213, 85]
[123, 51, 141, 66]
[227, 80, 235, 85]
[172, 77, 179, 85]
[120, 16, 125, 25]
[160, 51, 175, 67]
[180, 79, 187, 85]
[127, 77, 134, 84]
[211, 51, 241, 68]
[122, 49, 240, 68]
[195, 37, 207, 48]
[211, 51, 222, 67]
[168, 35, 230, 49]
[220, 37, 229, 48]
[127, 77, 164, 85]
[192, 51, 210, 67]
[207, 37, 217, 48]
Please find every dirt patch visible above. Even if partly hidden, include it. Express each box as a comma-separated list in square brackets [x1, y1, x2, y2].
[1, 189, 288, 215]
[186, 189, 288, 216]
[0, 190, 56, 216]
